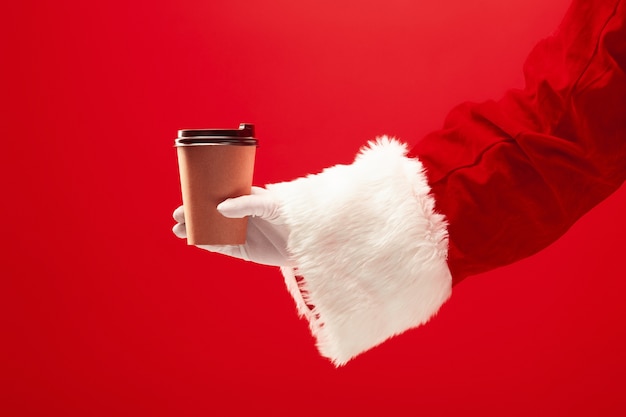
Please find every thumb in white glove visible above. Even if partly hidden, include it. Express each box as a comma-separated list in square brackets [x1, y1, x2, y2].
[172, 186, 294, 267]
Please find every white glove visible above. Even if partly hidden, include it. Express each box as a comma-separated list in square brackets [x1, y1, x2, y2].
[172, 186, 293, 267]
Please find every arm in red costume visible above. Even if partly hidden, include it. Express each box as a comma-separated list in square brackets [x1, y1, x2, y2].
[411, 0, 626, 285]
[268, 0, 626, 365]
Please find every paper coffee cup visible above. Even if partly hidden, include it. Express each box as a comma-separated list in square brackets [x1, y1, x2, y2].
[175, 123, 258, 245]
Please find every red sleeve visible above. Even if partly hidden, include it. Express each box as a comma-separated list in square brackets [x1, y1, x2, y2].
[409, 0, 626, 284]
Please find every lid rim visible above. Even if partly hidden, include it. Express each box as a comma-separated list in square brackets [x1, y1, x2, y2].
[178, 123, 255, 138]
[174, 138, 258, 146]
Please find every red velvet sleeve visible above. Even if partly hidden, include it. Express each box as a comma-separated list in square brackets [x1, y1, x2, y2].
[409, 0, 626, 285]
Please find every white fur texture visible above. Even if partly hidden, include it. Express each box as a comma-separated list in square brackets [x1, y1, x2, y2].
[267, 137, 452, 366]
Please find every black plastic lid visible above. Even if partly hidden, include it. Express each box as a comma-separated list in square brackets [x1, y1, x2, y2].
[175, 123, 257, 146]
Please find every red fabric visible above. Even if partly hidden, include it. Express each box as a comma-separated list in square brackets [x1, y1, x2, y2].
[410, 0, 626, 285]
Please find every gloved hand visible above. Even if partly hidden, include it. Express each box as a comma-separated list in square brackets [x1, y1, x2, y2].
[172, 186, 294, 267]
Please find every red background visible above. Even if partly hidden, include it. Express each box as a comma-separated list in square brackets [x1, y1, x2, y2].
[3, 0, 626, 416]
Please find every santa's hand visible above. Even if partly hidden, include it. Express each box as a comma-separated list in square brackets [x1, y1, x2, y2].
[172, 186, 293, 267]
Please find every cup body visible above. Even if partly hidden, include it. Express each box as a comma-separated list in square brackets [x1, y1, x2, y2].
[175, 124, 257, 245]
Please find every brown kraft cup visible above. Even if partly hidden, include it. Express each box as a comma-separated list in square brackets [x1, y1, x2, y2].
[175, 123, 258, 245]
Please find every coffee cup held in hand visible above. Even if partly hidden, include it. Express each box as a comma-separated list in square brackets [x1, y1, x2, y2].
[175, 123, 258, 245]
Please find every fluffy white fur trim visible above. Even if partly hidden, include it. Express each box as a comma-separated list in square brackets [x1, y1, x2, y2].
[267, 137, 451, 366]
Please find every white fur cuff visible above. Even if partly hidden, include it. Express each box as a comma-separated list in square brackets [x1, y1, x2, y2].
[267, 138, 452, 366]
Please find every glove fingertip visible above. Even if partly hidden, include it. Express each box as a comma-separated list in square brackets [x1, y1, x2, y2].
[216, 199, 239, 217]
[172, 223, 187, 238]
